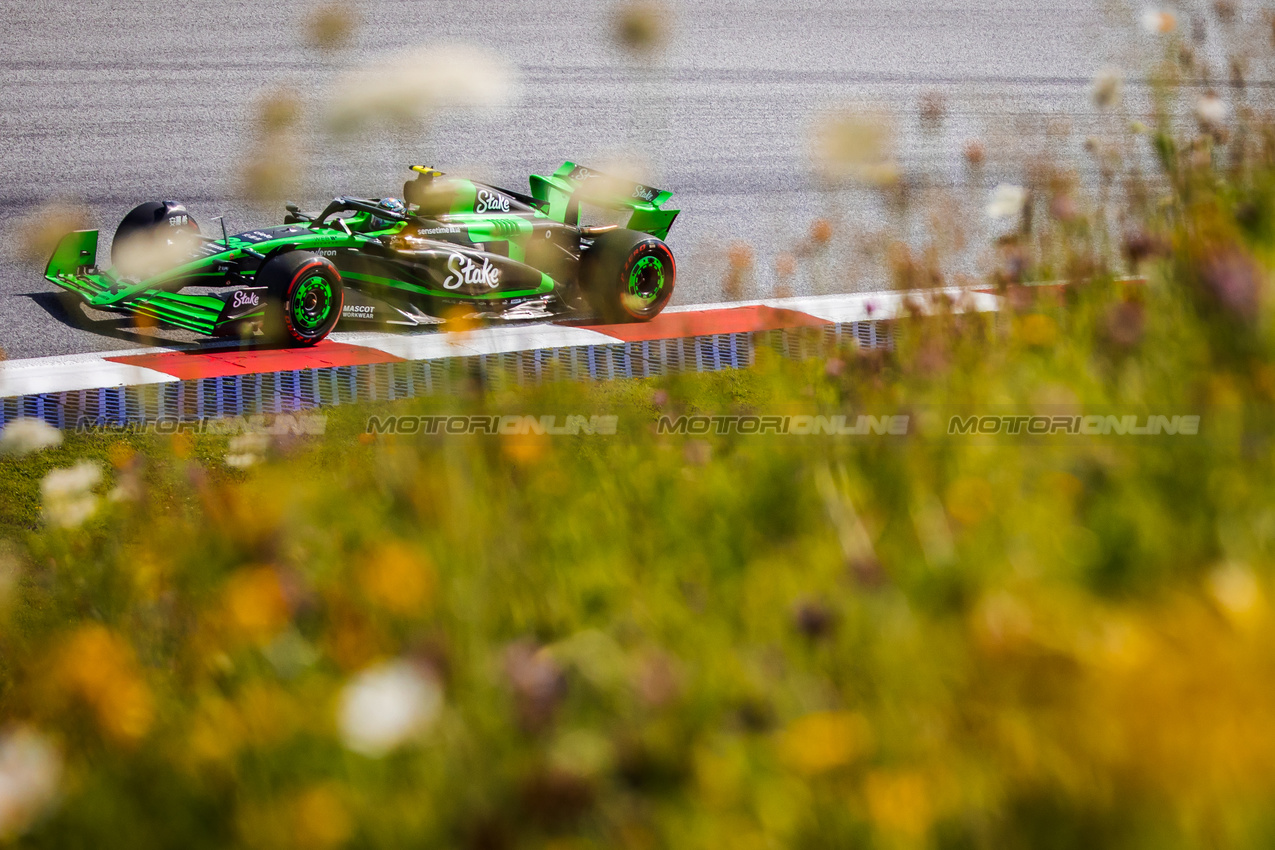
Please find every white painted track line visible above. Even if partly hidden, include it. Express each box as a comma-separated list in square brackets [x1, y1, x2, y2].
[331, 325, 624, 360]
[0, 351, 178, 396]
[662, 288, 1002, 323]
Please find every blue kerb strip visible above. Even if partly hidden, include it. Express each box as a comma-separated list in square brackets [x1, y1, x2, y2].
[0, 321, 894, 429]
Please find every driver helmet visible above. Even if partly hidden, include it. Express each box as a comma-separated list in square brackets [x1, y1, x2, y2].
[370, 197, 406, 230]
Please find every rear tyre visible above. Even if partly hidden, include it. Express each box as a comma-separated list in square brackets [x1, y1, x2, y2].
[258, 251, 344, 346]
[580, 229, 676, 323]
[111, 201, 200, 278]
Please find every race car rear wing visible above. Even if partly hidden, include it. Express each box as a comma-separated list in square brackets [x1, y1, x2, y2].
[530, 162, 679, 240]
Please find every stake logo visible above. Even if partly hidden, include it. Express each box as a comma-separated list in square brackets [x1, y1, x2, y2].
[231, 290, 261, 309]
[632, 185, 658, 202]
[475, 189, 511, 214]
[444, 254, 501, 290]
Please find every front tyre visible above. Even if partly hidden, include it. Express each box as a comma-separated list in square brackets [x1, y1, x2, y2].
[580, 229, 676, 323]
[258, 252, 344, 346]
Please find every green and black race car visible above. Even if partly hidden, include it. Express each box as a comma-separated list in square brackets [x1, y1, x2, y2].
[44, 163, 680, 346]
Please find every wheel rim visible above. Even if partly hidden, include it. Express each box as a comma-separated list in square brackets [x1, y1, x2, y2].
[292, 274, 334, 331]
[628, 255, 666, 303]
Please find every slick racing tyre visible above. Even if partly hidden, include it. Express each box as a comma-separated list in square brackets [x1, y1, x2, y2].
[259, 251, 344, 346]
[580, 229, 676, 323]
[111, 201, 200, 279]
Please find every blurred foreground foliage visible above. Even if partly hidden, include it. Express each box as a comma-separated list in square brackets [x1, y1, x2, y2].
[8, 6, 1275, 848]
[3, 252, 1275, 848]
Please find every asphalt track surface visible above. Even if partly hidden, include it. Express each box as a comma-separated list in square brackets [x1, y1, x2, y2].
[0, 0, 1258, 359]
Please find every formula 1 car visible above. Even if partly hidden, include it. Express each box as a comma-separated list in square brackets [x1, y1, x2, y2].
[44, 163, 679, 346]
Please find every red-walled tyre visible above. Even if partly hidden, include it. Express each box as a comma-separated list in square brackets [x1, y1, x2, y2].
[258, 251, 344, 346]
[580, 229, 676, 323]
